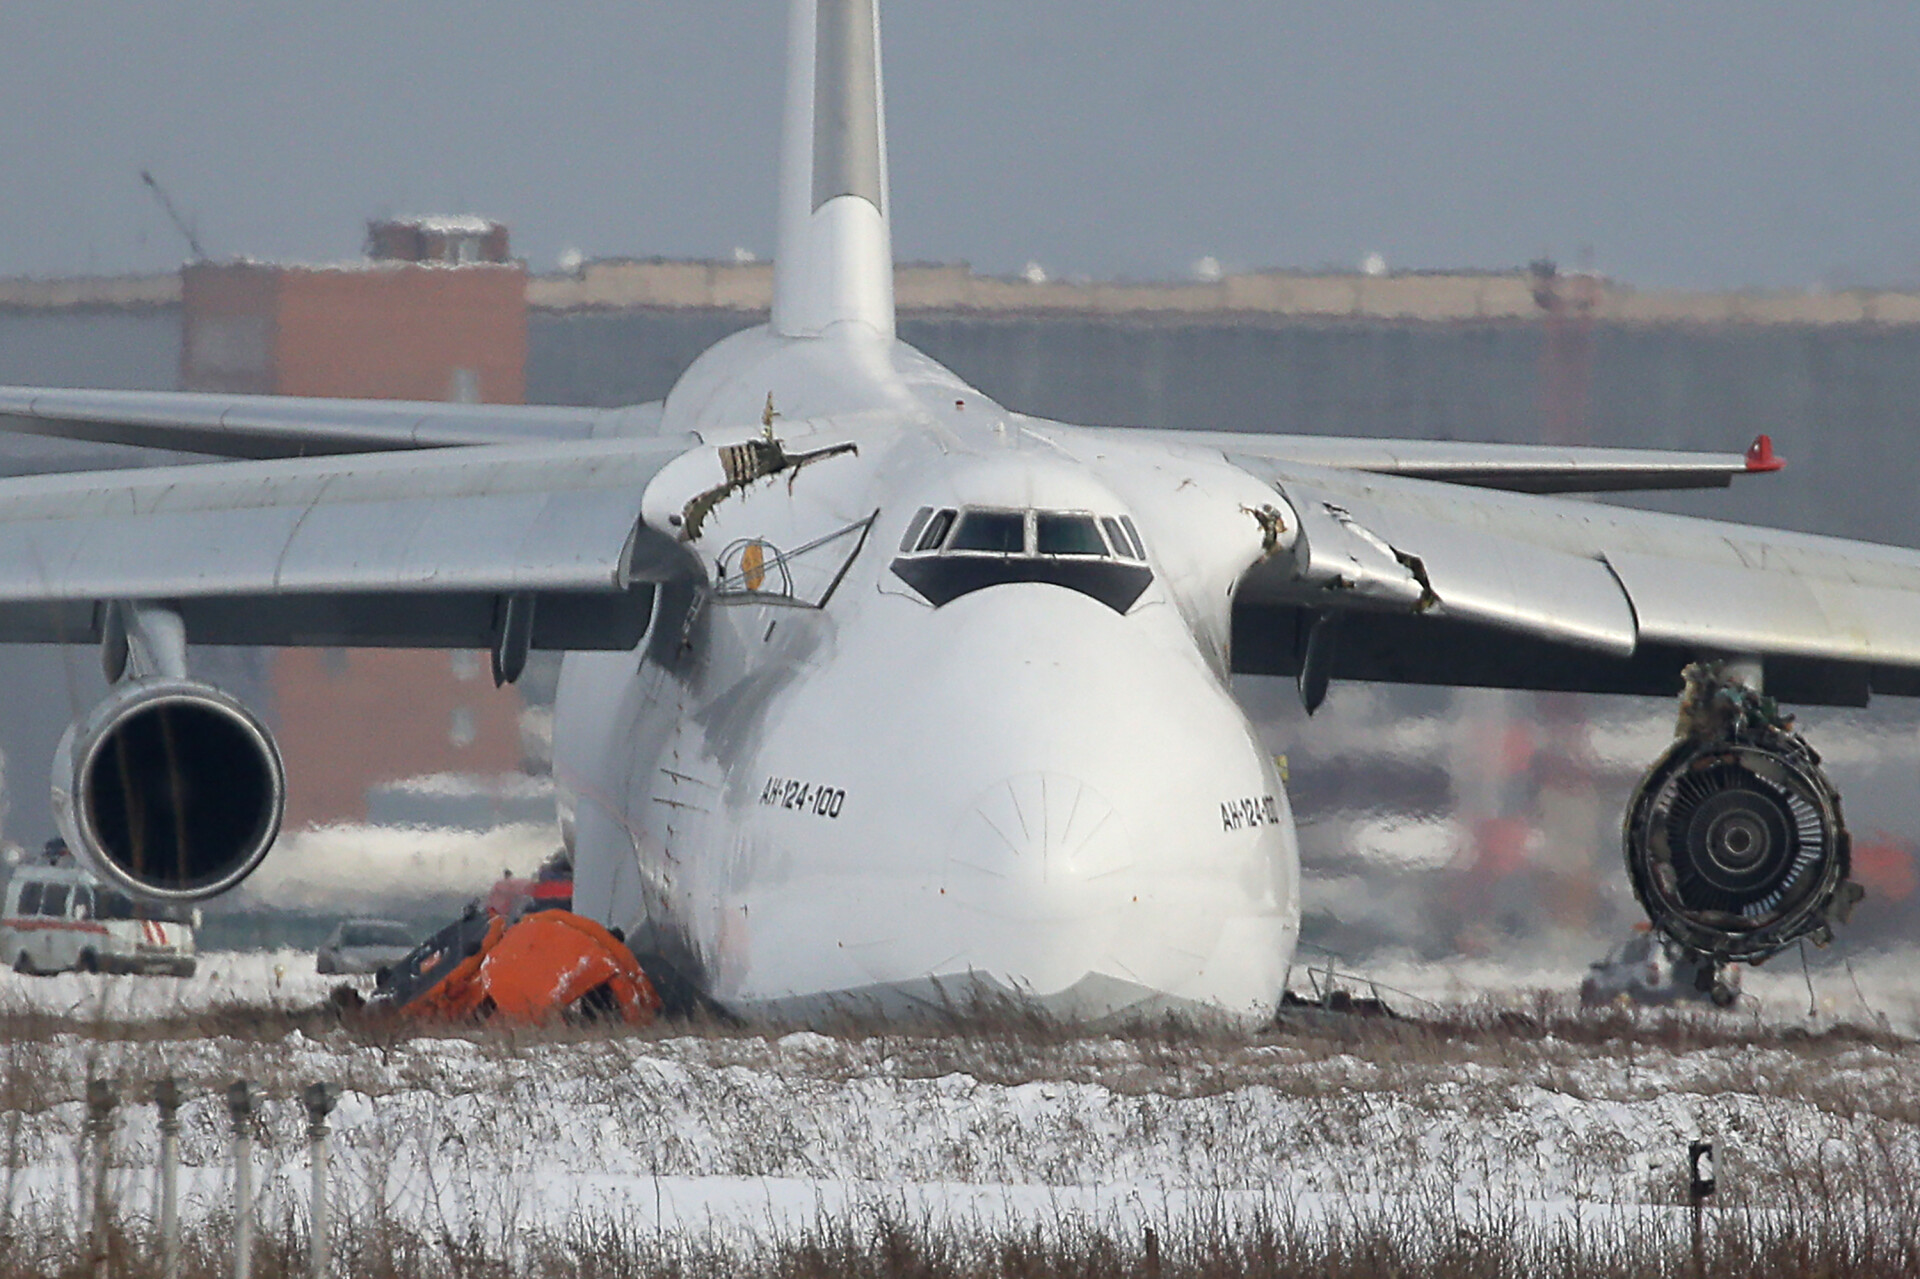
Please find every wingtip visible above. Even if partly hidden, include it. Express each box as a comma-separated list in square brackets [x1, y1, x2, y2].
[1745, 433, 1785, 473]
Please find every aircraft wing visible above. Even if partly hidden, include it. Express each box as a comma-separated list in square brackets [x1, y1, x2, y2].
[1095, 426, 1777, 494]
[0, 436, 694, 650]
[0, 385, 666, 458]
[1228, 454, 1920, 707]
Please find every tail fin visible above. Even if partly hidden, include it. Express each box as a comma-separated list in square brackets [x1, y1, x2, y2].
[771, 0, 896, 339]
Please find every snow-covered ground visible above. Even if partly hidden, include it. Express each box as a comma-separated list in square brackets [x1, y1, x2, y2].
[4, 943, 1910, 1029]
[1316, 944, 1920, 1030]
[0, 950, 1914, 1255]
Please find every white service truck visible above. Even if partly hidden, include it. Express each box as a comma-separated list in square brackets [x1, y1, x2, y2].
[0, 862, 197, 977]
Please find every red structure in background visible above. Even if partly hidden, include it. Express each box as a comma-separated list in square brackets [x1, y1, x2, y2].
[181, 256, 526, 403]
[1531, 257, 1599, 448]
[179, 224, 532, 828]
[1453, 260, 1609, 939]
[272, 649, 524, 830]
[1851, 832, 1920, 904]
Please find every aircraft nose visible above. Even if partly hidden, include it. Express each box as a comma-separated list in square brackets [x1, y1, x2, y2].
[729, 584, 1297, 1021]
[889, 589, 1297, 1018]
[949, 772, 1133, 888]
[926, 758, 1291, 1018]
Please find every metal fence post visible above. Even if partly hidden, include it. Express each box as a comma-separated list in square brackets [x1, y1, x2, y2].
[302, 1084, 338, 1279]
[153, 1078, 181, 1279]
[85, 1079, 116, 1279]
[227, 1081, 253, 1279]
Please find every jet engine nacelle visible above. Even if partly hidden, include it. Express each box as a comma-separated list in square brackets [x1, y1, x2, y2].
[1624, 734, 1854, 965]
[52, 679, 286, 901]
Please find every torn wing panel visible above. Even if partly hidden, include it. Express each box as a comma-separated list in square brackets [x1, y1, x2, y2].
[1260, 475, 1640, 657]
[1285, 493, 1428, 610]
[1239, 456, 1920, 691]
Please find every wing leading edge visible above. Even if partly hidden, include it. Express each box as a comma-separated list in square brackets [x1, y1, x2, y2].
[1229, 456, 1920, 707]
[0, 436, 697, 652]
[1080, 424, 1780, 494]
[0, 385, 666, 459]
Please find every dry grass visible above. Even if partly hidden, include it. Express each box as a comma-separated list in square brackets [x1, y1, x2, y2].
[0, 987, 1914, 1127]
[3, 1191, 1919, 1278]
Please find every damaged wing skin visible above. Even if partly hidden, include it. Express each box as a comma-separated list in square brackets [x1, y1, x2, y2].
[1231, 454, 1920, 697]
[1241, 503, 1291, 557]
[1273, 493, 1439, 617]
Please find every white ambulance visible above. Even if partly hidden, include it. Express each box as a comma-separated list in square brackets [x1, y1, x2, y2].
[0, 861, 197, 977]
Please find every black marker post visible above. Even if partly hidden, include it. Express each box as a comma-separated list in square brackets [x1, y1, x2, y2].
[1688, 1139, 1715, 1279]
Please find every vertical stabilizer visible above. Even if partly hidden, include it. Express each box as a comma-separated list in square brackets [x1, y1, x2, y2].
[771, 0, 896, 338]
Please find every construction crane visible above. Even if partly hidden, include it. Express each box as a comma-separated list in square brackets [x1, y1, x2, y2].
[139, 169, 207, 261]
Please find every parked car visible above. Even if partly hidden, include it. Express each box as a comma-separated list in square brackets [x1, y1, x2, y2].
[0, 862, 197, 977]
[316, 919, 418, 975]
[1581, 930, 1738, 1008]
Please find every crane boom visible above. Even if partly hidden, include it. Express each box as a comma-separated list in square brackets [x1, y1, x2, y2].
[139, 169, 206, 261]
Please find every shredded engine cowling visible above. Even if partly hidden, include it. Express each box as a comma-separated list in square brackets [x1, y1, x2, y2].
[371, 909, 662, 1026]
[1624, 662, 1862, 964]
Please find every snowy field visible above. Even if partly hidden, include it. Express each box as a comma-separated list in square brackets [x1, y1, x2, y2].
[1, 942, 1911, 1029]
[0, 948, 1914, 1273]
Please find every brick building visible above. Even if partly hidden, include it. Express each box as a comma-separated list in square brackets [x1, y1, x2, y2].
[272, 649, 527, 830]
[181, 258, 526, 403]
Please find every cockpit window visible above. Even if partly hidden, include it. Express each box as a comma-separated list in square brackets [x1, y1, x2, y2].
[899, 507, 934, 553]
[1035, 513, 1106, 556]
[899, 507, 1145, 560]
[914, 508, 957, 552]
[948, 510, 1026, 554]
[890, 504, 1154, 613]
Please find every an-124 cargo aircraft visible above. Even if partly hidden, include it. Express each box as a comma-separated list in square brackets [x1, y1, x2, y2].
[0, 0, 1912, 1019]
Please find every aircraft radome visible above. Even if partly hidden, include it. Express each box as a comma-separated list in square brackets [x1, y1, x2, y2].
[0, 0, 1908, 1020]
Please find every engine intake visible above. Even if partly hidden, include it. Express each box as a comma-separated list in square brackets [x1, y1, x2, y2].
[52, 679, 285, 901]
[1624, 665, 1858, 964]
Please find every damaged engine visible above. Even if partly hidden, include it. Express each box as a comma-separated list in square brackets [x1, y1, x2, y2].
[1624, 662, 1861, 965]
[51, 678, 285, 901]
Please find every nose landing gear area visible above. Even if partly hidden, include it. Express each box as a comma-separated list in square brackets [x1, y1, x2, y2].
[732, 968, 1273, 1027]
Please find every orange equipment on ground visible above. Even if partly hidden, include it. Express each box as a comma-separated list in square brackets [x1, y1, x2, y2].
[386, 910, 662, 1026]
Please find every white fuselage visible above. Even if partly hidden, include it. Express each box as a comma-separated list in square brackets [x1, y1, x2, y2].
[553, 323, 1300, 1021]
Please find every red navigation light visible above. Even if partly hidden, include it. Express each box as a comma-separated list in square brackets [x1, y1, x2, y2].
[1745, 434, 1785, 472]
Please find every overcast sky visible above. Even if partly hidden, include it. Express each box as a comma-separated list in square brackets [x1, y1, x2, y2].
[4, 2, 1919, 289]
